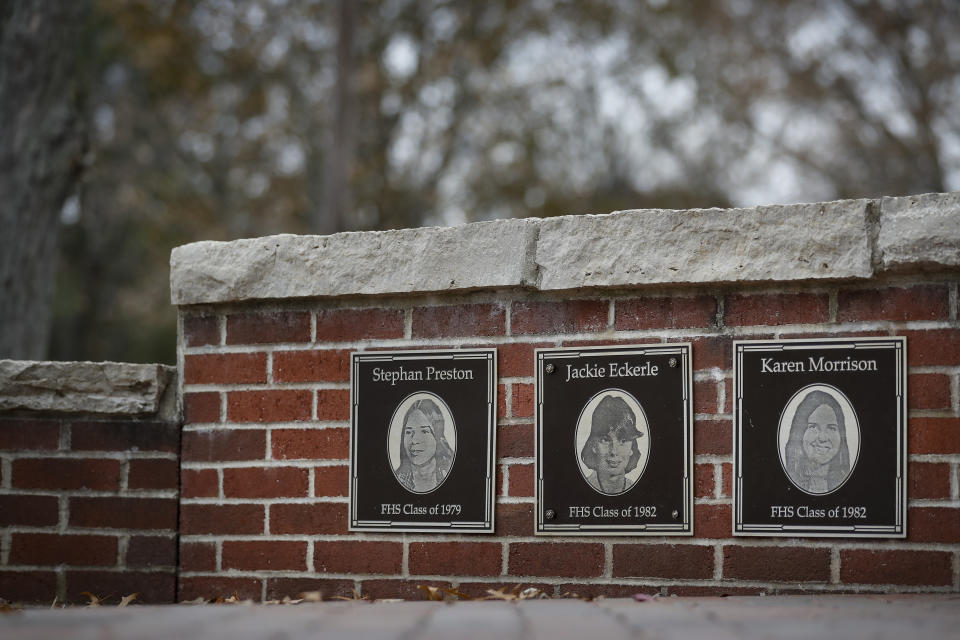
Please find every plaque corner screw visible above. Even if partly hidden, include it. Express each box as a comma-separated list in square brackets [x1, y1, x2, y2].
[545, 363, 556, 374]
[669, 357, 678, 368]
[671, 510, 679, 519]
[545, 509, 556, 520]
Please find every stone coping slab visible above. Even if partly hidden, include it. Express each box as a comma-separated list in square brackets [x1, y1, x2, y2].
[879, 192, 960, 271]
[0, 360, 177, 418]
[171, 192, 960, 305]
[2, 596, 959, 640]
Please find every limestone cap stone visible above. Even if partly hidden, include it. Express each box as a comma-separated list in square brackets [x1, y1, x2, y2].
[170, 218, 540, 305]
[879, 192, 960, 271]
[535, 199, 873, 291]
[170, 192, 960, 305]
[0, 360, 177, 419]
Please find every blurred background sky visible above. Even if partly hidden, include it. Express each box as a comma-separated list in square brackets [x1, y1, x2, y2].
[31, 0, 960, 364]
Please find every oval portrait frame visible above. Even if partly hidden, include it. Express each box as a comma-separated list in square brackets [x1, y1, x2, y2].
[387, 391, 457, 495]
[777, 383, 860, 496]
[574, 388, 650, 496]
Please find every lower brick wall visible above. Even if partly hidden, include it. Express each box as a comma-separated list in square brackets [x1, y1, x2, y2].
[177, 278, 960, 601]
[0, 416, 180, 604]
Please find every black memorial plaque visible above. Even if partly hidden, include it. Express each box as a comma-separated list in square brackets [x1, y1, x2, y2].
[733, 337, 907, 537]
[535, 344, 693, 535]
[349, 349, 496, 533]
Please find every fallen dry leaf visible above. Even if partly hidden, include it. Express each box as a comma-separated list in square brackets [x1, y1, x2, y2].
[0, 600, 22, 615]
[211, 591, 252, 605]
[119, 593, 138, 607]
[264, 597, 305, 605]
[80, 592, 108, 607]
[298, 591, 323, 602]
[418, 586, 444, 601]
[483, 586, 516, 601]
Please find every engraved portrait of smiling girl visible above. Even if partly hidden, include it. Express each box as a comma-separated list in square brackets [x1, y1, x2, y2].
[779, 385, 859, 495]
[390, 394, 456, 494]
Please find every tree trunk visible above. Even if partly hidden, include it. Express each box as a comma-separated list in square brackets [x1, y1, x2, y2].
[314, 0, 355, 235]
[0, 1, 88, 359]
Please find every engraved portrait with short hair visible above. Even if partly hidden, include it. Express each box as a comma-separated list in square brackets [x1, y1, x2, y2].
[576, 390, 649, 496]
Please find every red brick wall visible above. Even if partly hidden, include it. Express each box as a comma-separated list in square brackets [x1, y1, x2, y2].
[178, 279, 960, 601]
[0, 416, 180, 604]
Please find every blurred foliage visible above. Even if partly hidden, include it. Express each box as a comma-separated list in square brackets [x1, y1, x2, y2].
[48, 0, 960, 364]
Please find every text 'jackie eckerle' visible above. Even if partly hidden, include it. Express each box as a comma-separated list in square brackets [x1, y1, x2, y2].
[760, 356, 878, 374]
[565, 361, 659, 382]
[371, 366, 474, 385]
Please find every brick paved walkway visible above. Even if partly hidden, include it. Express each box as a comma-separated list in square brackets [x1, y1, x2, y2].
[2, 595, 958, 639]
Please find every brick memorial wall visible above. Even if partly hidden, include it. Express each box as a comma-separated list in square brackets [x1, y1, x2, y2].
[0, 362, 179, 604]
[0, 193, 956, 605]
[171, 193, 960, 601]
